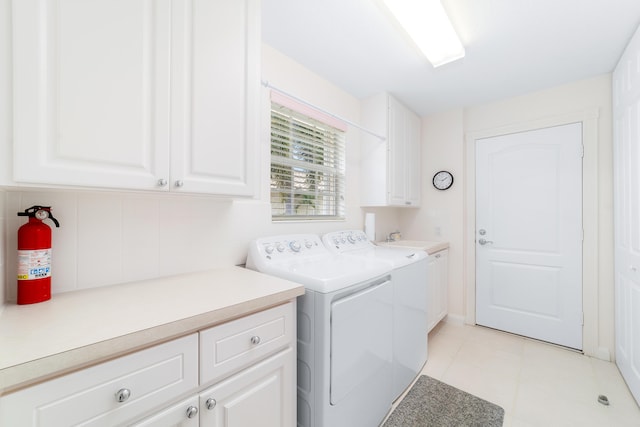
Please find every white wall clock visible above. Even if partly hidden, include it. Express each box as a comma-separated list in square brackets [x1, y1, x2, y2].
[432, 170, 454, 190]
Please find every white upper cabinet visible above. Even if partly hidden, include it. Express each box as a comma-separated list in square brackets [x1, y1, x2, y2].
[12, 0, 259, 196]
[361, 93, 421, 207]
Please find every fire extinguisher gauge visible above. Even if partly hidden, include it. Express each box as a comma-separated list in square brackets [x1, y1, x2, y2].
[35, 210, 49, 221]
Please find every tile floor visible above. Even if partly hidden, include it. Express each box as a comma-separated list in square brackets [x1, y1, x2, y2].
[401, 321, 640, 426]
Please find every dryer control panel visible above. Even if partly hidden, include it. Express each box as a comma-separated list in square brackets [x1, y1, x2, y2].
[322, 230, 372, 252]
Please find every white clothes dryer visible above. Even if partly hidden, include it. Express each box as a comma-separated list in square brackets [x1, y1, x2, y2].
[246, 234, 394, 427]
[322, 230, 429, 401]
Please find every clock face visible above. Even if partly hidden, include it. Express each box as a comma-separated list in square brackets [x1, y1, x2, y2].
[433, 171, 453, 190]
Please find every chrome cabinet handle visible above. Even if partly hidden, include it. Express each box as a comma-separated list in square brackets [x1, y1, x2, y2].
[478, 238, 493, 246]
[174, 180, 184, 188]
[157, 179, 167, 187]
[250, 335, 261, 345]
[206, 398, 217, 410]
[115, 388, 131, 403]
[186, 405, 199, 418]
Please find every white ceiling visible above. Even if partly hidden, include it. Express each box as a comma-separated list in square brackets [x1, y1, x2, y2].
[262, 0, 640, 116]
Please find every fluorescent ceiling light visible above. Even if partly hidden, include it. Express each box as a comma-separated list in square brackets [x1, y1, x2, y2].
[382, 0, 465, 67]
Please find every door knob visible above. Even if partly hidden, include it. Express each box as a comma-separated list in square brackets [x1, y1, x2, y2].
[478, 238, 493, 246]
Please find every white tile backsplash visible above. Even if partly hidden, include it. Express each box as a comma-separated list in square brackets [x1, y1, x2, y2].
[2, 190, 286, 302]
[158, 197, 232, 277]
[122, 195, 160, 282]
[77, 194, 123, 288]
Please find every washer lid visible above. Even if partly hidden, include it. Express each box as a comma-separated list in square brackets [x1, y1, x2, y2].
[256, 254, 390, 293]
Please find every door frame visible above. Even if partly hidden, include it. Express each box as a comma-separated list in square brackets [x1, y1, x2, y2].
[463, 108, 605, 359]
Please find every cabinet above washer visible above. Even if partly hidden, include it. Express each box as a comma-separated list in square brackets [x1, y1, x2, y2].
[360, 93, 421, 207]
[11, 0, 259, 197]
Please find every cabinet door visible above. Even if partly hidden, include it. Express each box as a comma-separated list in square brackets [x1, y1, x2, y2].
[405, 110, 422, 206]
[435, 250, 448, 324]
[426, 254, 439, 332]
[387, 96, 421, 206]
[170, 0, 259, 196]
[426, 250, 449, 332]
[199, 348, 295, 427]
[387, 96, 408, 206]
[12, 0, 171, 190]
[132, 396, 199, 427]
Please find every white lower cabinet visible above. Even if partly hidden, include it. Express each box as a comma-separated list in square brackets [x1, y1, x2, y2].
[199, 348, 294, 427]
[0, 334, 199, 427]
[427, 249, 449, 332]
[0, 303, 296, 427]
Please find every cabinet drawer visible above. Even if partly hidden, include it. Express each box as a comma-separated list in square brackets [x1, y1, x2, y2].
[131, 395, 199, 427]
[0, 334, 198, 427]
[199, 302, 294, 385]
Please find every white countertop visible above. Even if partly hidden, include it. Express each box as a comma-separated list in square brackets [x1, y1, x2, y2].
[0, 267, 304, 395]
[377, 240, 449, 255]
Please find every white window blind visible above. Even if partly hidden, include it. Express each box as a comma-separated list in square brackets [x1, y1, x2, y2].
[270, 101, 346, 220]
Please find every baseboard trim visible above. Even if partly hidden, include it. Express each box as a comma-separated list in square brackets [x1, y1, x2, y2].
[444, 314, 465, 325]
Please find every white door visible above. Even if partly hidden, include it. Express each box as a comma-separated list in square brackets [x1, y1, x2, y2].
[475, 123, 583, 349]
[613, 25, 640, 405]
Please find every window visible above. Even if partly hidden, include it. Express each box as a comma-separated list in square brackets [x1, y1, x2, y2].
[270, 101, 346, 220]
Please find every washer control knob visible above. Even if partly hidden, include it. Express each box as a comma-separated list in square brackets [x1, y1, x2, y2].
[265, 245, 274, 254]
[305, 240, 313, 249]
[347, 235, 356, 244]
[276, 243, 286, 252]
[340, 238, 346, 244]
[290, 241, 302, 252]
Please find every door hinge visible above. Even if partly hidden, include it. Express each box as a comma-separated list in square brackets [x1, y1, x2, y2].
[581, 144, 585, 158]
[581, 312, 584, 326]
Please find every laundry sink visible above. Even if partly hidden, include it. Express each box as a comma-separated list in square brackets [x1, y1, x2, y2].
[378, 240, 449, 255]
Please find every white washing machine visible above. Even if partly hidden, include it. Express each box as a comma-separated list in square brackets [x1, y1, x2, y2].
[246, 234, 394, 427]
[322, 230, 429, 401]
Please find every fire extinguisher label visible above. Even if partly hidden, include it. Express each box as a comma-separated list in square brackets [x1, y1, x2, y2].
[17, 249, 52, 280]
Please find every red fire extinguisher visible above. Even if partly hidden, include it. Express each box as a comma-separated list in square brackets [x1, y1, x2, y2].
[17, 206, 60, 305]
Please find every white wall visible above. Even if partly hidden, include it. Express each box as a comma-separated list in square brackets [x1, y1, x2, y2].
[400, 74, 614, 358]
[1, 44, 377, 302]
